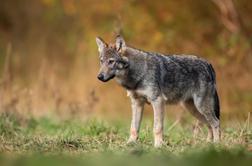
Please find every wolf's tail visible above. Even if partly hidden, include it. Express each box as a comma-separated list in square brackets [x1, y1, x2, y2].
[207, 63, 216, 84]
[207, 63, 220, 119]
[214, 90, 220, 119]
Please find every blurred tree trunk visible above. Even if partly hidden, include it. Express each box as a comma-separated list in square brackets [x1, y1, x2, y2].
[212, 0, 252, 64]
[212, 0, 240, 33]
[1, 43, 12, 89]
[0, 43, 12, 111]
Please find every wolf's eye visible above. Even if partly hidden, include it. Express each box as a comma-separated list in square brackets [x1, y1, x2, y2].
[108, 59, 115, 65]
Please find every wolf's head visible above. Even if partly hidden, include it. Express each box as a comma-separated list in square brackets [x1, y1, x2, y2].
[96, 35, 129, 82]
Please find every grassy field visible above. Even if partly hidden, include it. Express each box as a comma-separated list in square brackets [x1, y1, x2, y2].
[0, 112, 251, 166]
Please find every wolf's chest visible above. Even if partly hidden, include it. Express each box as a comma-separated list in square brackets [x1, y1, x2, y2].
[127, 87, 159, 102]
[136, 87, 153, 98]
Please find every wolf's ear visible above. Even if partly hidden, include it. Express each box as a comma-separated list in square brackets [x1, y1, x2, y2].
[96, 37, 107, 52]
[115, 35, 126, 53]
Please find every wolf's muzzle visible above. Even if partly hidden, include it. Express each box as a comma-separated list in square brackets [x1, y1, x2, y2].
[97, 73, 115, 82]
[97, 73, 105, 81]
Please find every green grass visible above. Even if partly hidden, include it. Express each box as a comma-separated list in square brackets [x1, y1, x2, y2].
[0, 112, 251, 166]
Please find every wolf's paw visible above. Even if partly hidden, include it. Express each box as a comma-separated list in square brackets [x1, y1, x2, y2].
[154, 140, 164, 148]
[206, 136, 213, 142]
[126, 137, 138, 145]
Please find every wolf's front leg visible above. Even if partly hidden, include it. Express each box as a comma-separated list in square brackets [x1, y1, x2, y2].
[151, 97, 165, 148]
[127, 96, 145, 144]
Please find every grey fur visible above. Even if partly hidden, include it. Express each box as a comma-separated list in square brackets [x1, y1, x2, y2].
[96, 35, 220, 147]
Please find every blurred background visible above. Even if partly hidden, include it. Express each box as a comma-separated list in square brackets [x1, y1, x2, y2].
[0, 0, 251, 121]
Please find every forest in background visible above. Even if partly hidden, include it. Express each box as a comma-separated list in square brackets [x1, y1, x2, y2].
[0, 0, 251, 121]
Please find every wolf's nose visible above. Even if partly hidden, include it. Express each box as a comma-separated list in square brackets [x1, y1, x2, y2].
[97, 73, 104, 81]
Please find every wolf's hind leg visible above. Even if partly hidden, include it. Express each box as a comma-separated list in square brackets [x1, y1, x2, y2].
[181, 99, 213, 141]
[127, 94, 145, 144]
[193, 96, 220, 142]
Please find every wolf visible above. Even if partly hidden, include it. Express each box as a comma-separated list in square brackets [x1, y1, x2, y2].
[96, 35, 220, 147]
